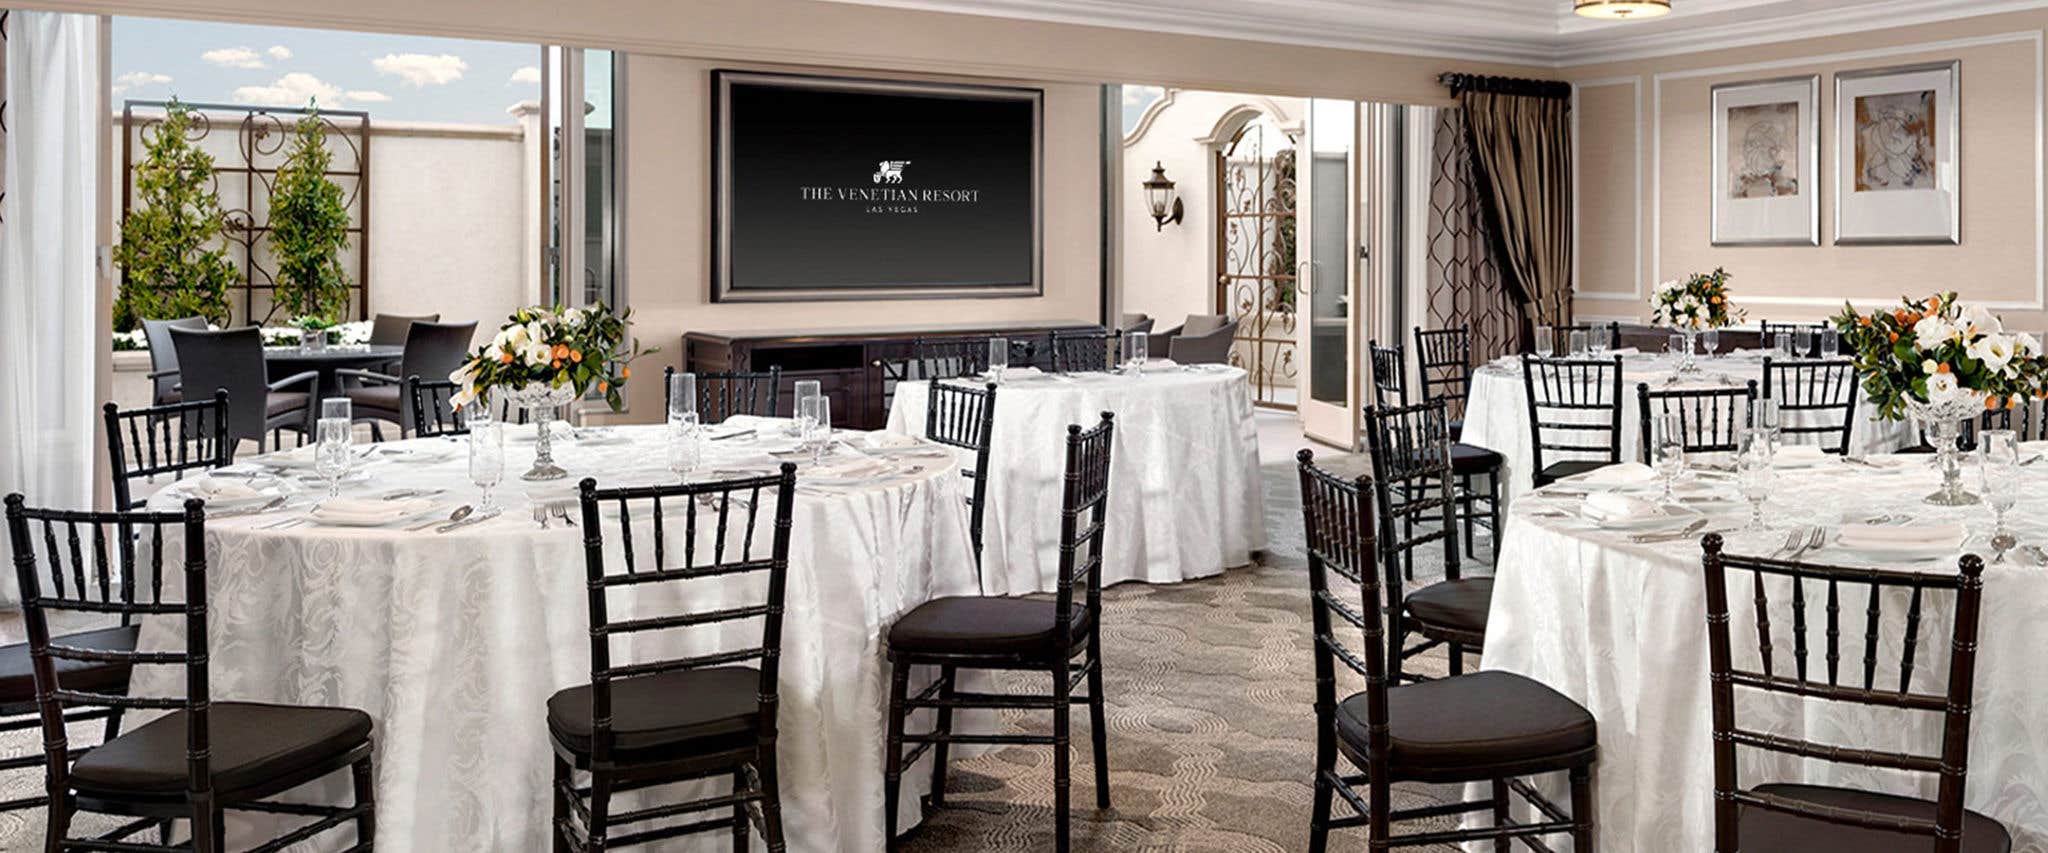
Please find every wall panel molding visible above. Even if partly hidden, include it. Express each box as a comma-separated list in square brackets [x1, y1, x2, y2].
[1572, 75, 1645, 305]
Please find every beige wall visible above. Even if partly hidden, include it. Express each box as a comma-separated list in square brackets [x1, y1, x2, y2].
[1569, 9, 2048, 333]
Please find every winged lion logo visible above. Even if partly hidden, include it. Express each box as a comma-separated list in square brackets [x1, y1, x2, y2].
[872, 160, 911, 184]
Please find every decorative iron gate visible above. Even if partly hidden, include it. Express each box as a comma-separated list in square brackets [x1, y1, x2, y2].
[1215, 119, 1298, 409]
[121, 100, 371, 326]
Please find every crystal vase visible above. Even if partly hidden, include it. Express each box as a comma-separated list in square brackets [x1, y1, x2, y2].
[1907, 398, 1982, 506]
[503, 383, 578, 481]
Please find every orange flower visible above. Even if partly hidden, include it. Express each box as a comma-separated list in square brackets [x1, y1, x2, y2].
[570, 350, 583, 363]
[1937, 362, 1952, 374]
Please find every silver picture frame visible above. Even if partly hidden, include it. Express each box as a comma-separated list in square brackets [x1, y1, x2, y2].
[1833, 60, 1961, 246]
[1710, 74, 1820, 246]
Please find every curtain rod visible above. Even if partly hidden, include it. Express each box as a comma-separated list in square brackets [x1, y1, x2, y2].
[1437, 73, 1572, 100]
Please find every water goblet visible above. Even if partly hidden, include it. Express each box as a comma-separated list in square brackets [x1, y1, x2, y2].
[668, 372, 697, 426]
[1736, 427, 1776, 531]
[1702, 328, 1720, 359]
[988, 337, 1010, 384]
[315, 398, 353, 500]
[468, 419, 504, 511]
[1774, 331, 1794, 358]
[1588, 326, 1610, 356]
[1567, 330, 1588, 358]
[1981, 429, 2022, 559]
[1534, 327, 1555, 358]
[1794, 327, 1815, 358]
[1652, 413, 1687, 502]
[1125, 331, 1149, 373]
[667, 413, 702, 483]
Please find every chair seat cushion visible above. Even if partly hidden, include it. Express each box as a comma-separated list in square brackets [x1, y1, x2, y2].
[70, 701, 371, 797]
[1336, 671, 1596, 780]
[1405, 577, 1492, 637]
[0, 624, 140, 709]
[1449, 442, 1502, 475]
[888, 596, 1094, 658]
[265, 391, 311, 417]
[345, 384, 403, 414]
[1738, 784, 2011, 853]
[1536, 460, 1612, 486]
[547, 666, 761, 756]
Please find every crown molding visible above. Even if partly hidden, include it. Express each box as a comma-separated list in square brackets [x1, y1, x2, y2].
[1552, 0, 2048, 64]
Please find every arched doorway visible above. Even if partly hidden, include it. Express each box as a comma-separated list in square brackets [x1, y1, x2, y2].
[1214, 114, 1298, 410]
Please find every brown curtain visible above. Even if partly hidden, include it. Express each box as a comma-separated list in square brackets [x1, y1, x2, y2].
[1426, 107, 1517, 371]
[1458, 89, 1573, 334]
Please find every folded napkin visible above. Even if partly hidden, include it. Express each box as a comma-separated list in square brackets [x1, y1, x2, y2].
[1583, 492, 1659, 521]
[863, 431, 923, 450]
[1609, 347, 1641, 356]
[1775, 444, 1829, 466]
[1136, 359, 1180, 373]
[187, 479, 261, 501]
[1577, 462, 1657, 485]
[993, 366, 1043, 378]
[806, 459, 892, 483]
[1837, 521, 1967, 551]
[311, 497, 434, 524]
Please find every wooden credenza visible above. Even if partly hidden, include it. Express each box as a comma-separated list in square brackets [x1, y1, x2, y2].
[682, 320, 1099, 430]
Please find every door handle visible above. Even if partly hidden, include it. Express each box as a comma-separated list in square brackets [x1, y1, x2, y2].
[1299, 261, 1315, 296]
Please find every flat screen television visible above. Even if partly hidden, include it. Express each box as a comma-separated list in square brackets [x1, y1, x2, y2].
[712, 71, 1043, 302]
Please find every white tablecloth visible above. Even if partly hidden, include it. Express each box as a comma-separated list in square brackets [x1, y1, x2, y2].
[1462, 350, 1918, 502]
[138, 418, 979, 851]
[885, 365, 1266, 596]
[1480, 453, 2048, 851]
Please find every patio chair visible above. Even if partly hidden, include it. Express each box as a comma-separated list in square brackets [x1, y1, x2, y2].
[168, 326, 319, 452]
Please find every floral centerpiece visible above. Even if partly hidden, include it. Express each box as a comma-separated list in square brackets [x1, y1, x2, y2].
[1650, 267, 1742, 330]
[1833, 291, 2048, 504]
[450, 303, 653, 480]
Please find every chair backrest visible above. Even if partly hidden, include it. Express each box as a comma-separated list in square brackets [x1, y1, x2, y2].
[406, 379, 528, 438]
[1119, 314, 1154, 335]
[399, 321, 477, 384]
[1168, 317, 1239, 365]
[1700, 535, 1987, 851]
[663, 365, 783, 424]
[1053, 414, 1115, 655]
[5, 496, 212, 797]
[1762, 357, 1859, 455]
[1636, 381, 1757, 464]
[369, 312, 440, 347]
[1413, 326, 1473, 416]
[1368, 341, 1407, 407]
[1295, 450, 1392, 769]
[1181, 314, 1229, 337]
[169, 326, 282, 444]
[1967, 397, 2047, 447]
[572, 467, 797, 768]
[103, 392, 233, 511]
[1551, 320, 1621, 351]
[910, 336, 992, 382]
[1758, 320, 1834, 356]
[1049, 329, 1115, 373]
[924, 382, 997, 568]
[1361, 400, 1462, 583]
[1521, 354, 1626, 481]
[141, 316, 208, 404]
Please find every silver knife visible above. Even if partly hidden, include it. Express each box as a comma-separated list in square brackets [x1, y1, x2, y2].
[436, 508, 501, 533]
[710, 429, 757, 442]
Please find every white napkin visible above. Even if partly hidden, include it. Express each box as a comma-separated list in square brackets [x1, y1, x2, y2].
[1837, 521, 1967, 551]
[262, 445, 320, 469]
[993, 366, 1043, 378]
[1583, 491, 1658, 521]
[805, 458, 892, 484]
[188, 479, 261, 501]
[1576, 462, 1657, 486]
[310, 497, 434, 525]
[1136, 359, 1180, 373]
[862, 431, 922, 450]
[1609, 347, 1641, 356]
[1775, 444, 1830, 467]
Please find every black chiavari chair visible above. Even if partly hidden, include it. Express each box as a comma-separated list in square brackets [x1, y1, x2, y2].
[884, 414, 1115, 853]
[1762, 357, 1860, 455]
[908, 337, 990, 382]
[1361, 400, 1489, 679]
[5, 495, 375, 851]
[1550, 320, 1622, 351]
[664, 365, 783, 424]
[1759, 320, 1836, 356]
[550, 466, 799, 853]
[1521, 354, 1626, 488]
[1954, 397, 2048, 452]
[924, 381, 998, 573]
[1297, 450, 1595, 853]
[1368, 341, 1407, 407]
[103, 392, 233, 512]
[406, 377, 529, 438]
[1699, 535, 2008, 852]
[1048, 328, 1116, 373]
[1371, 344, 1502, 564]
[1637, 381, 1758, 463]
[1413, 326, 1474, 441]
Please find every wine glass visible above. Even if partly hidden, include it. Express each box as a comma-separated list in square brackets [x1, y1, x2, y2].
[988, 337, 1010, 384]
[790, 380, 820, 437]
[469, 418, 504, 511]
[1820, 326, 1840, 358]
[315, 398, 352, 500]
[1534, 327, 1555, 358]
[1589, 325, 1610, 356]
[1755, 397, 1783, 453]
[1980, 429, 2022, 559]
[1702, 328, 1720, 360]
[1774, 331, 1794, 358]
[668, 371, 697, 426]
[667, 414, 702, 483]
[810, 397, 833, 465]
[1794, 327, 1815, 359]
[1652, 413, 1687, 502]
[1567, 330, 1588, 358]
[797, 393, 822, 455]
[1736, 427, 1776, 531]
[1667, 333, 1685, 367]
[1125, 331, 1149, 373]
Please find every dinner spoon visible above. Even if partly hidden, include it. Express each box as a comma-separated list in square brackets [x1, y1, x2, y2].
[408, 504, 472, 532]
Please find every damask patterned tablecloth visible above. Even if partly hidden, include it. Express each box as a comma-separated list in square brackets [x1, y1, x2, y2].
[1479, 454, 2048, 851]
[136, 419, 980, 851]
[1462, 349, 1919, 502]
[887, 365, 1266, 596]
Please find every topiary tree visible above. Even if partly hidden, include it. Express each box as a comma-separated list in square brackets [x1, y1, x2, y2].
[113, 98, 237, 330]
[267, 105, 353, 324]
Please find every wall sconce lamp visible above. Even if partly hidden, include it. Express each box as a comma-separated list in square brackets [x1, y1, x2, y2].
[1143, 161, 1183, 231]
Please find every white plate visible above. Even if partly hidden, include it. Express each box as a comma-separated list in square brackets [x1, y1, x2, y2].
[174, 477, 295, 510]
[307, 499, 440, 528]
[1580, 505, 1701, 531]
[1826, 533, 1968, 563]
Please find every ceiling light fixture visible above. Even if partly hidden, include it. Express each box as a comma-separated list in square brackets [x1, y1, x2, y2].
[1574, 0, 1672, 20]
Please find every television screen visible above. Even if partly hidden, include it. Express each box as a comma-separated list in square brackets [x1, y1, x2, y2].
[713, 71, 1043, 302]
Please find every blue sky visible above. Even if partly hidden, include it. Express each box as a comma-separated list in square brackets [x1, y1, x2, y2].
[112, 17, 545, 125]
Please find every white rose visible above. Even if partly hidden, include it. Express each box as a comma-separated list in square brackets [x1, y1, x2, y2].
[450, 384, 478, 408]
[1927, 370, 1961, 401]
[1913, 314, 1958, 348]
[1922, 359, 1940, 374]
[2018, 333, 2042, 357]
[1973, 333, 2017, 373]
[522, 341, 552, 368]
[1966, 304, 2002, 337]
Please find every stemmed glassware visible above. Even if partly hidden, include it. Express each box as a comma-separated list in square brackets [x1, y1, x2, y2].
[1702, 328, 1720, 360]
[1588, 326, 1610, 357]
[988, 337, 1010, 384]
[1820, 326, 1840, 358]
[315, 398, 352, 500]
[1754, 397, 1782, 454]
[1774, 331, 1795, 358]
[1567, 330, 1588, 358]
[1534, 327, 1555, 358]
[1981, 429, 2022, 560]
[668, 372, 701, 483]
[808, 397, 833, 465]
[1736, 426, 1776, 531]
[1667, 333, 1686, 368]
[1125, 331, 1149, 373]
[1793, 327, 1815, 359]
[1652, 413, 1687, 503]
[468, 407, 504, 512]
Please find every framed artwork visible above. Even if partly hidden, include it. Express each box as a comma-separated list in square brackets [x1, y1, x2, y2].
[1711, 75, 1819, 245]
[1833, 61, 1960, 245]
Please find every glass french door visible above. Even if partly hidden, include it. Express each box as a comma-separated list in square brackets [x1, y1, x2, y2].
[1296, 99, 1362, 446]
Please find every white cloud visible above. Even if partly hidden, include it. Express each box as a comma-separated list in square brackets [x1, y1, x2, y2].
[1122, 85, 1164, 106]
[372, 53, 468, 87]
[508, 65, 541, 85]
[232, 72, 342, 108]
[344, 90, 391, 103]
[266, 45, 292, 61]
[201, 46, 266, 69]
[112, 71, 172, 94]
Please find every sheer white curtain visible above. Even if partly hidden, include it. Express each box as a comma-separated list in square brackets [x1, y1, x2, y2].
[0, 12, 100, 604]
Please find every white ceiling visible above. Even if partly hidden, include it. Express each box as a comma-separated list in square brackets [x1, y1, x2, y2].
[816, 0, 2048, 65]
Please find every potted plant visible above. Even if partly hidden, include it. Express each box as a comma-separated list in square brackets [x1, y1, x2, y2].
[113, 98, 237, 329]
[268, 105, 353, 326]
[290, 315, 336, 351]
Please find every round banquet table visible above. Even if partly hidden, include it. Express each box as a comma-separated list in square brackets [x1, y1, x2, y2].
[138, 416, 979, 851]
[263, 344, 405, 395]
[1479, 450, 2048, 852]
[885, 364, 1267, 596]
[1462, 349, 1919, 504]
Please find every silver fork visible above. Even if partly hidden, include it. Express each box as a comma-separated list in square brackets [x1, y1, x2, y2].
[1786, 526, 1826, 561]
[554, 506, 576, 527]
[1771, 527, 1806, 558]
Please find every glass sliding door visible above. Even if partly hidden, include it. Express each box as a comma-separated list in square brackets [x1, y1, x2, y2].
[1296, 98, 1360, 446]
[541, 46, 624, 310]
